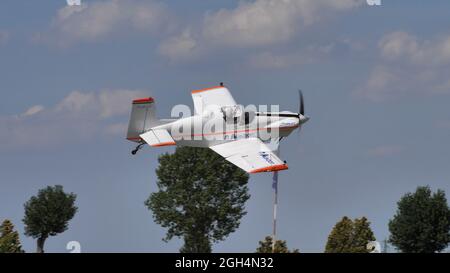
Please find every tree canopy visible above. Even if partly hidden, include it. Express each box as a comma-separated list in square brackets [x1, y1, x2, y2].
[0, 219, 24, 253]
[145, 146, 250, 253]
[23, 185, 77, 253]
[325, 216, 376, 253]
[389, 186, 450, 253]
[256, 236, 299, 253]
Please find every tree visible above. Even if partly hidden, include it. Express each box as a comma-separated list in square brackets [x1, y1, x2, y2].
[325, 216, 376, 253]
[353, 217, 376, 253]
[145, 147, 250, 253]
[389, 186, 450, 253]
[256, 236, 299, 253]
[23, 185, 77, 253]
[0, 219, 24, 253]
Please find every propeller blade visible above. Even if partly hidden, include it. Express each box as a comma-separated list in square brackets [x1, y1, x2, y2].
[299, 89, 305, 116]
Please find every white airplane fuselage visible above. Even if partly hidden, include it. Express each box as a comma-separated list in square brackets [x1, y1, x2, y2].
[152, 111, 308, 148]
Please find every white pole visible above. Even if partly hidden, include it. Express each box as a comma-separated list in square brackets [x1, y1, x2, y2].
[272, 170, 278, 252]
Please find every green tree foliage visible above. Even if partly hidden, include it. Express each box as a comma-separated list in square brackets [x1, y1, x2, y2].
[23, 185, 77, 253]
[256, 236, 299, 253]
[389, 186, 450, 253]
[325, 216, 376, 253]
[0, 219, 24, 253]
[145, 147, 250, 253]
[353, 217, 376, 252]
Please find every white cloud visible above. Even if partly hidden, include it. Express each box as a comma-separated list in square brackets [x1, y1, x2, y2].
[356, 66, 408, 102]
[0, 89, 148, 150]
[98, 89, 148, 118]
[36, 0, 169, 46]
[247, 42, 338, 69]
[357, 31, 450, 101]
[379, 32, 419, 60]
[21, 105, 45, 117]
[158, 28, 198, 61]
[379, 31, 450, 66]
[53, 89, 148, 118]
[157, 0, 363, 63]
[202, 0, 363, 47]
[56, 91, 96, 113]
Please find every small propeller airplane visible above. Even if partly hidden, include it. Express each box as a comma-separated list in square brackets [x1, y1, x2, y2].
[66, 0, 82, 6]
[126, 84, 309, 174]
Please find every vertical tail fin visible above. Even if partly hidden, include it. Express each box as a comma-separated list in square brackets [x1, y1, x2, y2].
[126, 97, 158, 142]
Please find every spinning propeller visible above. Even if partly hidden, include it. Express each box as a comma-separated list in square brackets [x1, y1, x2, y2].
[296, 89, 309, 133]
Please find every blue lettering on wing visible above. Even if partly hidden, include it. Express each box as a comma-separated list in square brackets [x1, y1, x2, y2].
[259, 152, 275, 165]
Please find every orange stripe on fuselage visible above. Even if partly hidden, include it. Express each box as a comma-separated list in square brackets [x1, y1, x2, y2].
[127, 126, 298, 143]
[187, 125, 299, 137]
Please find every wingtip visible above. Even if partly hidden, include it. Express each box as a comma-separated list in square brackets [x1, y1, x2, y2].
[249, 164, 289, 174]
[150, 141, 176, 147]
[191, 86, 225, 94]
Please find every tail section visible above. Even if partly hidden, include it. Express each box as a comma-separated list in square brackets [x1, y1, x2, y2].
[140, 129, 175, 147]
[126, 97, 158, 142]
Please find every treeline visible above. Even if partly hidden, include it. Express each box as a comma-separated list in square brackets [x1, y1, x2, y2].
[256, 186, 450, 253]
[145, 147, 450, 253]
[1, 147, 449, 253]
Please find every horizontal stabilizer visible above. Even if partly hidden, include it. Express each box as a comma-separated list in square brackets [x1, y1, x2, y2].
[140, 129, 175, 147]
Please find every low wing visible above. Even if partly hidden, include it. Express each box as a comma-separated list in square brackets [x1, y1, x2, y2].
[210, 138, 288, 173]
[191, 86, 237, 115]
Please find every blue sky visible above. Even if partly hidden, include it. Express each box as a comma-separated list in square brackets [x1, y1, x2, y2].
[1, 0, 450, 252]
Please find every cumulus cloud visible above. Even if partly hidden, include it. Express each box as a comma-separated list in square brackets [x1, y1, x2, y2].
[0, 89, 148, 150]
[98, 90, 148, 118]
[158, 0, 363, 62]
[379, 31, 450, 66]
[55, 89, 147, 119]
[247, 42, 341, 69]
[21, 105, 45, 117]
[355, 65, 413, 102]
[158, 28, 198, 61]
[357, 31, 450, 101]
[202, 0, 363, 47]
[56, 91, 96, 113]
[35, 0, 169, 46]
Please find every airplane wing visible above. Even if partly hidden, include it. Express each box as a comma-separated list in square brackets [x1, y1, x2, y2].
[210, 138, 288, 173]
[191, 86, 237, 115]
